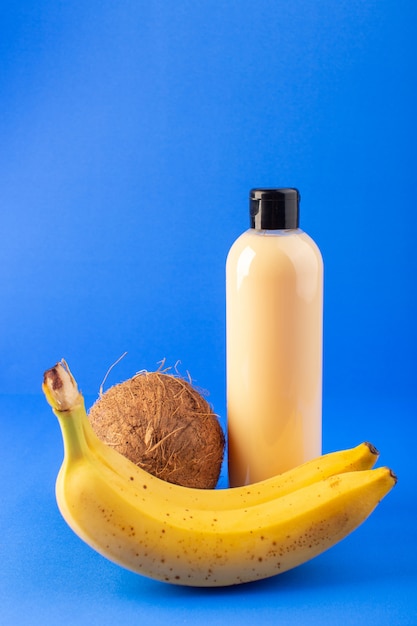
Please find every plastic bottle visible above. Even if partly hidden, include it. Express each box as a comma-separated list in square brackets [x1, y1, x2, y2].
[226, 188, 323, 487]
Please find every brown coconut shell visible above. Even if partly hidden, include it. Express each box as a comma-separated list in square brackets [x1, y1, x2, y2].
[88, 371, 225, 489]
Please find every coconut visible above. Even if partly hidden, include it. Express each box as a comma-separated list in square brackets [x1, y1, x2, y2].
[88, 371, 225, 489]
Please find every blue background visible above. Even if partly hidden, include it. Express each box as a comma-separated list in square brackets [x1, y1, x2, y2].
[1, 1, 416, 624]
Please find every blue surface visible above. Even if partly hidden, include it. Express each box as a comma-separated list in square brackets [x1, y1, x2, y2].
[1, 395, 416, 625]
[1, 1, 416, 624]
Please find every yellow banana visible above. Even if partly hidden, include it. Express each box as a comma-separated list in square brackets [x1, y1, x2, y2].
[84, 408, 379, 508]
[51, 359, 378, 509]
[43, 361, 396, 587]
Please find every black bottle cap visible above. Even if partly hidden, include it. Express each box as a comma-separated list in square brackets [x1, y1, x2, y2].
[250, 188, 300, 230]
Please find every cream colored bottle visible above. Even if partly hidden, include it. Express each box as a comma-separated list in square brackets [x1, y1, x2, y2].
[226, 188, 323, 487]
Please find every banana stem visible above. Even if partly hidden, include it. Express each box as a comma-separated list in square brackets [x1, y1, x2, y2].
[42, 359, 81, 411]
[43, 360, 89, 462]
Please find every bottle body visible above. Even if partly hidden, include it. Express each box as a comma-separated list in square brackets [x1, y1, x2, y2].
[226, 228, 323, 487]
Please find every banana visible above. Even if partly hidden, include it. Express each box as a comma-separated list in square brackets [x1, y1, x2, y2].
[43, 361, 397, 587]
[51, 359, 379, 509]
[83, 409, 379, 509]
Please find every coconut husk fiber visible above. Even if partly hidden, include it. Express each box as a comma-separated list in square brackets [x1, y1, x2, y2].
[88, 371, 225, 489]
